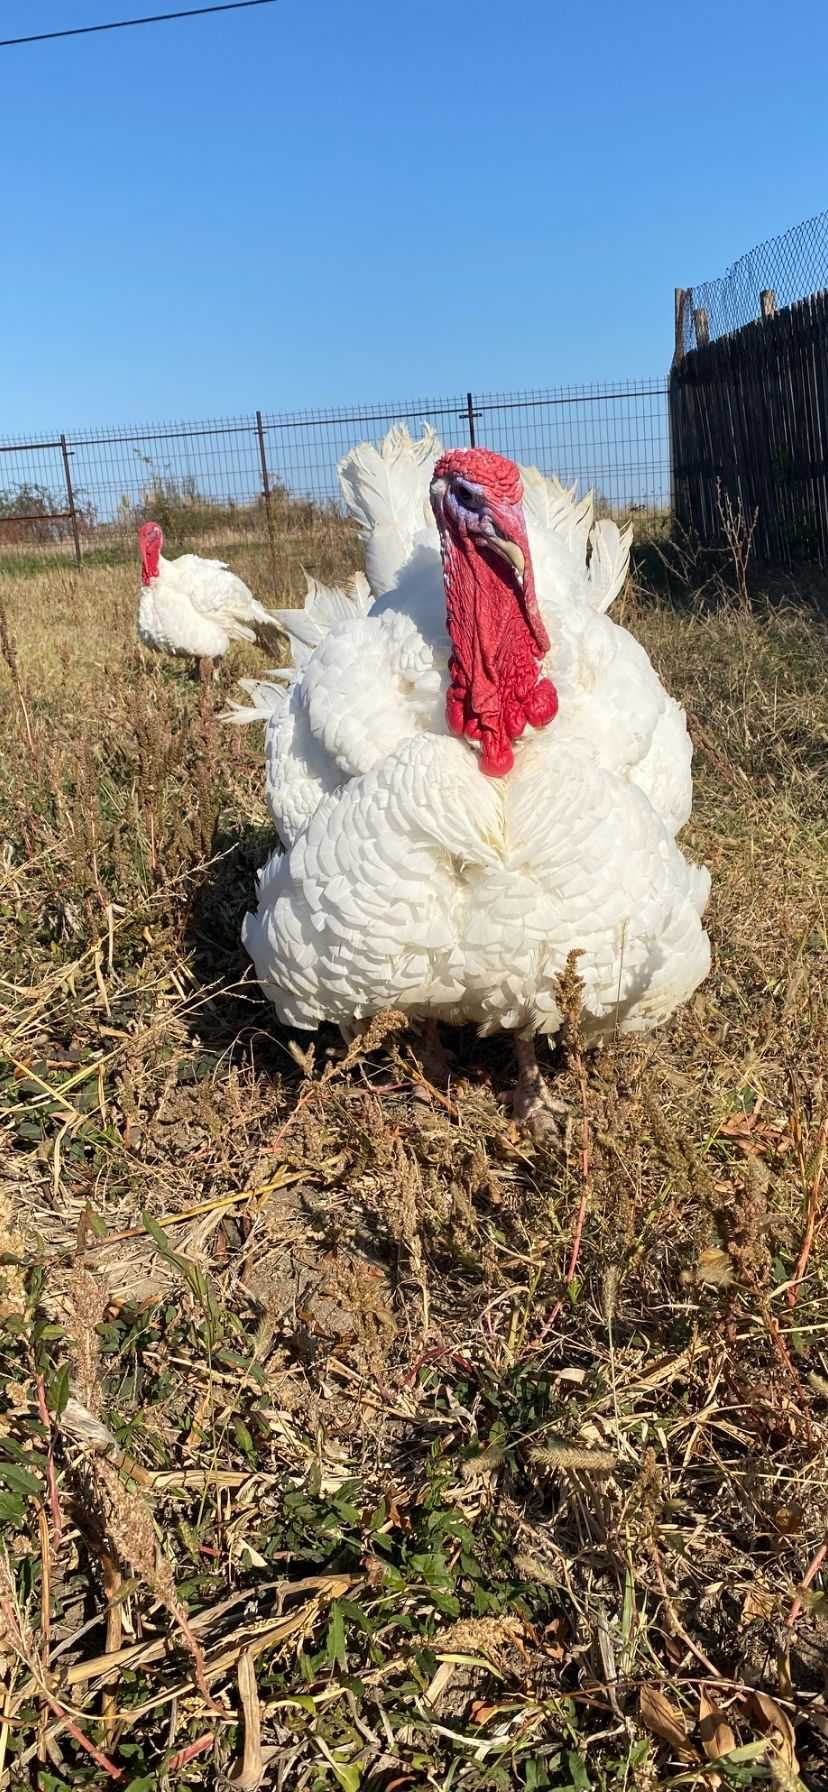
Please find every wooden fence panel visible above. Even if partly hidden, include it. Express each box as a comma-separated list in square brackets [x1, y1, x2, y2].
[669, 289, 828, 563]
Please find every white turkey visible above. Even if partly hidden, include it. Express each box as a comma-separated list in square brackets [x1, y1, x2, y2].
[137, 522, 283, 682]
[227, 426, 711, 1135]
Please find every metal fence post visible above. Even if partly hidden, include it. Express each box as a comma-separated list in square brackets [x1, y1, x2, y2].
[60, 433, 82, 568]
[466, 392, 477, 447]
[256, 409, 279, 602]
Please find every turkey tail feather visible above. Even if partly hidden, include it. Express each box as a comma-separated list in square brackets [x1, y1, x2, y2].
[221, 676, 289, 725]
[269, 571, 374, 670]
[587, 518, 633, 614]
[521, 465, 594, 557]
[252, 617, 290, 657]
[337, 423, 442, 596]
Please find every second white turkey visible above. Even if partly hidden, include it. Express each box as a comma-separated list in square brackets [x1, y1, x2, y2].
[138, 522, 283, 682]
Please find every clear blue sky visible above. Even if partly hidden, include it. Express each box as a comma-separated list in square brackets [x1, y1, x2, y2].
[3, 0, 827, 433]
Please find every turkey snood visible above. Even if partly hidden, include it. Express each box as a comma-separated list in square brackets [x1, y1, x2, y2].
[430, 448, 559, 775]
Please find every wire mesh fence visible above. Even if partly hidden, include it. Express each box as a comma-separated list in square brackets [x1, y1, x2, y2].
[0, 378, 669, 566]
[677, 209, 828, 354]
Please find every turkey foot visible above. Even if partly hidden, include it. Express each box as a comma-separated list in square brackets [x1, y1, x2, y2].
[511, 1036, 568, 1141]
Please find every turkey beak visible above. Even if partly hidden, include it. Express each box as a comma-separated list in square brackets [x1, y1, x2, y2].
[471, 514, 525, 590]
[484, 528, 525, 588]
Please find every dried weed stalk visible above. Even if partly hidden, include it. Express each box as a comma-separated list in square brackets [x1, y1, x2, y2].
[0, 596, 35, 756]
[385, 1138, 425, 1285]
[93, 1458, 217, 1711]
[529, 1442, 617, 1473]
[715, 478, 758, 612]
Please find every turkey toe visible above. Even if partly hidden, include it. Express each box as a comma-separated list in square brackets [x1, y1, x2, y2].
[511, 1036, 568, 1140]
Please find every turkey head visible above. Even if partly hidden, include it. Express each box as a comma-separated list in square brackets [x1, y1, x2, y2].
[430, 449, 558, 776]
[138, 521, 163, 586]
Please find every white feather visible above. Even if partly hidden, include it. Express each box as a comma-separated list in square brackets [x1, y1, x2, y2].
[270, 572, 373, 669]
[221, 676, 289, 726]
[587, 516, 635, 614]
[337, 424, 442, 597]
[521, 466, 594, 559]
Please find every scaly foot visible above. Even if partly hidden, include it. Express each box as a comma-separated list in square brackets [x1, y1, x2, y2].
[511, 1035, 568, 1141]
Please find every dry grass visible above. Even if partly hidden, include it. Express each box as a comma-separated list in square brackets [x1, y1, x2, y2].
[1, 521, 827, 1789]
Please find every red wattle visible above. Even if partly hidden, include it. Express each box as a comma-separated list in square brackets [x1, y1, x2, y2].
[523, 678, 559, 730]
[480, 738, 515, 777]
[446, 686, 466, 739]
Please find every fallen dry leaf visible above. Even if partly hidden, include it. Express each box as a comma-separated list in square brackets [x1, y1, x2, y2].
[424, 1659, 455, 1708]
[543, 1614, 572, 1662]
[699, 1687, 737, 1760]
[228, 1649, 264, 1789]
[696, 1246, 734, 1286]
[741, 1585, 777, 1625]
[470, 1701, 505, 1725]
[639, 1684, 691, 1751]
[747, 1690, 799, 1774]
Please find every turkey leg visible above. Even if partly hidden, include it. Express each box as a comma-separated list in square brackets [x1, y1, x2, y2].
[341, 1017, 451, 1084]
[512, 1036, 567, 1141]
[414, 1018, 452, 1085]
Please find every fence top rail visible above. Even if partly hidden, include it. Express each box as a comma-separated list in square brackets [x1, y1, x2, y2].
[473, 383, 667, 414]
[0, 510, 72, 524]
[0, 376, 669, 455]
[0, 438, 65, 455]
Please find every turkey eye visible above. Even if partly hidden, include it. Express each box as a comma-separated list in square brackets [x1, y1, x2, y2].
[455, 481, 478, 509]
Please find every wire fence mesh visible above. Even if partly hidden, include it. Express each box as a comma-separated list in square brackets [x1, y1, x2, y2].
[678, 209, 828, 354]
[0, 378, 669, 565]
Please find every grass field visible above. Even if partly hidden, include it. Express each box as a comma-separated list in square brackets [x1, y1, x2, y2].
[1, 519, 827, 1790]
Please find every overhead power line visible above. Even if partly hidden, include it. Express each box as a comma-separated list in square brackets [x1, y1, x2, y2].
[0, 0, 279, 50]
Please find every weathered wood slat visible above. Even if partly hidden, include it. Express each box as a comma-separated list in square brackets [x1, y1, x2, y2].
[669, 289, 828, 564]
